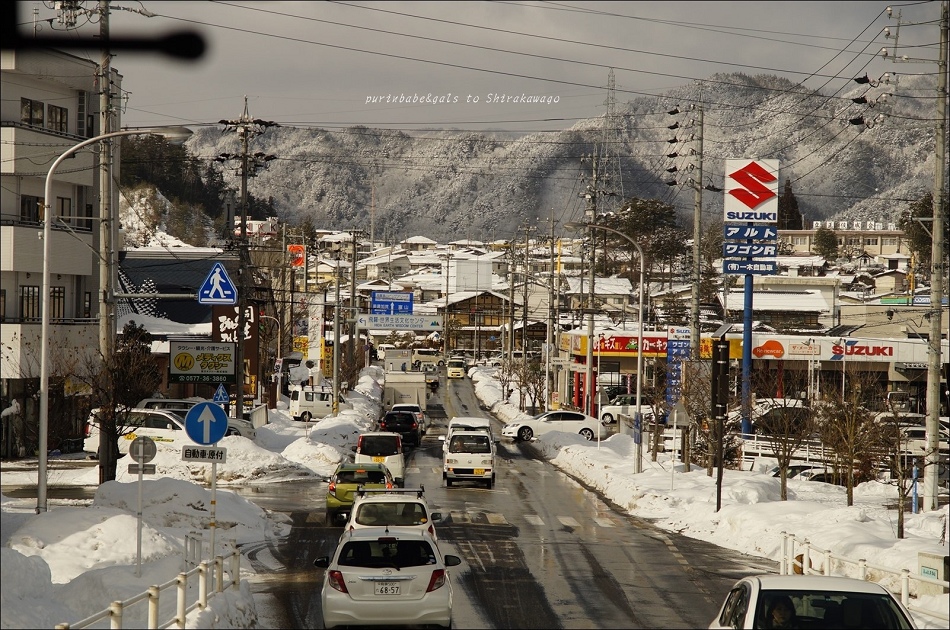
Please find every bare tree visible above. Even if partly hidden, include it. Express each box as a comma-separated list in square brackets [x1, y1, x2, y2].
[814, 371, 886, 506]
[753, 395, 816, 501]
[75, 321, 162, 483]
[514, 359, 544, 414]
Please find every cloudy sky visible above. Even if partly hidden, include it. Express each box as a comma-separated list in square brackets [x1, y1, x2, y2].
[17, 1, 942, 132]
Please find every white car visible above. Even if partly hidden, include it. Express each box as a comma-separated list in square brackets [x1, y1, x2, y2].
[314, 527, 460, 629]
[501, 410, 607, 442]
[136, 398, 256, 438]
[343, 487, 443, 540]
[353, 432, 406, 487]
[710, 574, 915, 629]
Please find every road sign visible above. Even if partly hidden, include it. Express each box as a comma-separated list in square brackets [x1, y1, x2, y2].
[371, 291, 413, 315]
[723, 243, 776, 257]
[128, 463, 156, 475]
[723, 224, 778, 240]
[182, 446, 227, 463]
[212, 383, 230, 403]
[197, 262, 238, 305]
[355, 313, 442, 330]
[129, 436, 157, 464]
[169, 341, 235, 384]
[184, 402, 229, 445]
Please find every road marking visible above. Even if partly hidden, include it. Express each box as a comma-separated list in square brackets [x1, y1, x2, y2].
[593, 517, 615, 527]
[485, 512, 508, 525]
[524, 514, 544, 526]
[557, 516, 581, 527]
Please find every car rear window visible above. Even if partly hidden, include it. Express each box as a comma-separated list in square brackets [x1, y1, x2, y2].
[355, 502, 428, 526]
[338, 539, 437, 568]
[359, 435, 399, 456]
[336, 469, 389, 484]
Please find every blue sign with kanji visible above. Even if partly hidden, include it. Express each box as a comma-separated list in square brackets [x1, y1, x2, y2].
[371, 291, 413, 315]
[724, 225, 778, 240]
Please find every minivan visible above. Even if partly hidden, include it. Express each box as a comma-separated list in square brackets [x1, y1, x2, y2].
[353, 432, 406, 487]
[446, 358, 466, 379]
[444, 429, 497, 489]
[289, 385, 351, 421]
[411, 348, 445, 368]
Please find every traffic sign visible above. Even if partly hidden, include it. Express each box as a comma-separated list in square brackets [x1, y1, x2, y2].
[184, 402, 229, 445]
[128, 463, 156, 475]
[182, 446, 227, 463]
[213, 384, 230, 403]
[129, 436, 157, 464]
[197, 262, 238, 305]
[355, 313, 442, 330]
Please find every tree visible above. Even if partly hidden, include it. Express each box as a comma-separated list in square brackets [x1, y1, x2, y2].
[897, 193, 936, 275]
[603, 198, 687, 288]
[751, 390, 816, 501]
[777, 180, 804, 230]
[77, 321, 163, 483]
[812, 226, 839, 260]
[514, 359, 545, 414]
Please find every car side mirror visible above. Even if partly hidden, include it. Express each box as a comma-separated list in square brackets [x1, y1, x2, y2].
[313, 556, 330, 569]
[443, 555, 462, 567]
[431, 512, 442, 522]
[350, 445, 357, 452]
[438, 435, 446, 441]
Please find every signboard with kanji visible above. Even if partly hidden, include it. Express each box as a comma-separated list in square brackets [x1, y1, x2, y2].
[169, 341, 235, 383]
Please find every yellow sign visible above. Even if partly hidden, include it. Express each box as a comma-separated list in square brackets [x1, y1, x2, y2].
[173, 352, 195, 371]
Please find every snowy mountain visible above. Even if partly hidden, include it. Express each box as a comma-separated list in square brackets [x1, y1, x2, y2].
[183, 73, 938, 242]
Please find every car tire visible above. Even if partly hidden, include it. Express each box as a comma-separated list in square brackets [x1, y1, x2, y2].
[579, 428, 594, 441]
[226, 427, 240, 436]
[601, 413, 614, 425]
[325, 509, 336, 525]
[485, 479, 493, 490]
[445, 478, 453, 487]
[517, 426, 533, 441]
[300, 411, 312, 422]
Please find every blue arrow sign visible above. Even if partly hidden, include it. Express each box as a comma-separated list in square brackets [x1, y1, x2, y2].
[212, 384, 230, 403]
[184, 402, 229, 445]
[197, 263, 238, 305]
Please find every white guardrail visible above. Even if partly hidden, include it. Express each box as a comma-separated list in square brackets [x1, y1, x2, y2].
[54, 537, 241, 630]
[781, 531, 949, 624]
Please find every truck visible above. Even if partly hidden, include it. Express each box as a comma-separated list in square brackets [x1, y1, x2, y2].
[382, 371, 428, 413]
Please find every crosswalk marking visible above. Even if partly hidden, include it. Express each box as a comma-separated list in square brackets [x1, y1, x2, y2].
[524, 514, 544, 526]
[442, 511, 623, 529]
[485, 512, 508, 525]
[557, 516, 581, 527]
[593, 517, 615, 527]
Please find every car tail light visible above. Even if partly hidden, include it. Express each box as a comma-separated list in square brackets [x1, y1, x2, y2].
[328, 481, 336, 494]
[426, 569, 446, 592]
[84, 423, 92, 437]
[386, 481, 394, 489]
[427, 524, 435, 537]
[327, 570, 348, 593]
[411, 421, 418, 430]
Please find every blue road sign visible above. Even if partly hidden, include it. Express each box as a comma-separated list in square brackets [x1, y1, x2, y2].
[198, 263, 237, 305]
[184, 402, 229, 445]
[212, 384, 230, 403]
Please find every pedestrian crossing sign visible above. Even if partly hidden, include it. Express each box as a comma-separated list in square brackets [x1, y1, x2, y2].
[198, 262, 238, 305]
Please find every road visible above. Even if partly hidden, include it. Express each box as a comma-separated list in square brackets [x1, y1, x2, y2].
[237, 372, 778, 628]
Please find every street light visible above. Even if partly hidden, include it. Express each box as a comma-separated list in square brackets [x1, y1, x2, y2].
[38, 126, 192, 513]
[565, 222, 646, 472]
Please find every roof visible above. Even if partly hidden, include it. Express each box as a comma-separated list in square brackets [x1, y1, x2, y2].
[743, 574, 891, 595]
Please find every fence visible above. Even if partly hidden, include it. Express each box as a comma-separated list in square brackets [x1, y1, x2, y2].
[781, 531, 949, 624]
[54, 540, 241, 630]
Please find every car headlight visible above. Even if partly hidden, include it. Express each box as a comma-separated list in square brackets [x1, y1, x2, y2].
[480, 459, 492, 466]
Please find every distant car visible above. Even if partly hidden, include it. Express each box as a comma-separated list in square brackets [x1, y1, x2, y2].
[378, 410, 422, 448]
[314, 527, 461, 629]
[343, 487, 442, 540]
[709, 574, 915, 629]
[770, 464, 826, 479]
[85, 408, 186, 458]
[353, 432, 406, 487]
[501, 410, 607, 442]
[390, 403, 428, 435]
[599, 396, 666, 426]
[446, 358, 466, 379]
[325, 462, 394, 525]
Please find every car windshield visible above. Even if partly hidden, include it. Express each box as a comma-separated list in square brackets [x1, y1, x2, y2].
[354, 502, 428, 526]
[359, 436, 398, 456]
[448, 435, 491, 453]
[752, 590, 913, 630]
[338, 539, 437, 569]
[336, 469, 389, 485]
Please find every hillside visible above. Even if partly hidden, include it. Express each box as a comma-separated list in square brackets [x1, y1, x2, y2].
[181, 72, 938, 243]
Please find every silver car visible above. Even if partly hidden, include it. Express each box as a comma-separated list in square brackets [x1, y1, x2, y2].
[314, 528, 461, 629]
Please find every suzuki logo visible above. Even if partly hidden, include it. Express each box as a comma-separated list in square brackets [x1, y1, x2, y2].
[831, 342, 894, 359]
[728, 161, 778, 209]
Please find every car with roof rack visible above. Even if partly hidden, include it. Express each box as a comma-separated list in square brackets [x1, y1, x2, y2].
[325, 462, 395, 525]
[343, 486, 442, 540]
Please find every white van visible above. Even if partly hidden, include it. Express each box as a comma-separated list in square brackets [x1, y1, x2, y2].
[443, 430, 497, 489]
[441, 416, 494, 453]
[446, 358, 466, 379]
[411, 348, 444, 368]
[289, 385, 351, 421]
[353, 432, 407, 487]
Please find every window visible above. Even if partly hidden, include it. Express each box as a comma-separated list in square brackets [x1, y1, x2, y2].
[50, 286, 65, 319]
[20, 195, 42, 223]
[864, 237, 879, 246]
[83, 292, 92, 318]
[883, 237, 899, 246]
[792, 236, 808, 245]
[20, 286, 40, 321]
[0, 289, 5, 322]
[21, 98, 44, 127]
[57, 197, 72, 225]
[48, 104, 68, 133]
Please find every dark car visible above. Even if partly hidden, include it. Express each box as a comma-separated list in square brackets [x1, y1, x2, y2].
[378, 411, 422, 447]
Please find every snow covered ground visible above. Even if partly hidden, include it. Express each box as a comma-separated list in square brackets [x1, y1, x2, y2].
[2, 365, 947, 628]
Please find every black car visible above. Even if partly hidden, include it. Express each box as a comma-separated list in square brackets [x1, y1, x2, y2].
[378, 411, 422, 447]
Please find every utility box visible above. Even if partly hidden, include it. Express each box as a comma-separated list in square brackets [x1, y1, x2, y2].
[917, 551, 949, 596]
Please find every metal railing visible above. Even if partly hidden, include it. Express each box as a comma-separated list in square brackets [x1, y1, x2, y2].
[54, 542, 241, 630]
[781, 531, 949, 623]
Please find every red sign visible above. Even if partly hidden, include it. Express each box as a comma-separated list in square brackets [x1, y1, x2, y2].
[287, 244, 305, 268]
[596, 336, 668, 357]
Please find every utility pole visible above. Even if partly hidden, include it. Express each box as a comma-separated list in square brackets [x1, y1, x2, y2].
[546, 209, 557, 410]
[217, 99, 277, 414]
[583, 156, 599, 418]
[882, 1, 948, 512]
[97, 0, 114, 359]
[522, 221, 533, 353]
[690, 105, 704, 360]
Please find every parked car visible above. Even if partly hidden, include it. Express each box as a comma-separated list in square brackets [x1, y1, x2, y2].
[769, 464, 826, 479]
[314, 527, 460, 629]
[136, 398, 256, 438]
[377, 411, 422, 448]
[288, 385, 351, 421]
[501, 410, 607, 442]
[84, 408, 190, 458]
[353, 432, 406, 487]
[599, 395, 666, 426]
[709, 574, 915, 629]
[325, 462, 394, 525]
[343, 487, 442, 540]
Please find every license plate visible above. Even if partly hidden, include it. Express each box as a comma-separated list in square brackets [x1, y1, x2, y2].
[374, 582, 400, 595]
[372, 456, 385, 463]
[474, 469, 485, 475]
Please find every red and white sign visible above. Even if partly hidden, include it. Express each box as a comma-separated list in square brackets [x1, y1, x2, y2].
[287, 244, 306, 268]
[724, 159, 779, 223]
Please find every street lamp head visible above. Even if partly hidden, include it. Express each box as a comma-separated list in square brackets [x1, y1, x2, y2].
[146, 125, 193, 145]
[564, 222, 587, 231]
